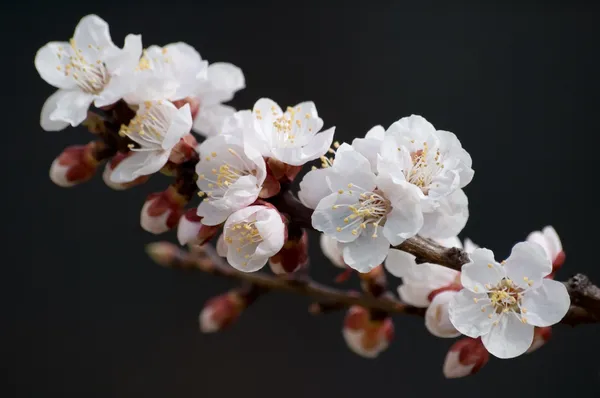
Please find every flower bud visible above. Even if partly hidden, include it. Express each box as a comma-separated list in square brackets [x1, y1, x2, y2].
[199, 291, 245, 333]
[141, 186, 188, 234]
[177, 209, 219, 246]
[102, 152, 151, 190]
[50, 142, 105, 187]
[443, 337, 489, 379]
[425, 290, 461, 338]
[342, 306, 394, 358]
[269, 229, 308, 275]
[527, 327, 552, 354]
[320, 234, 345, 268]
[267, 157, 303, 182]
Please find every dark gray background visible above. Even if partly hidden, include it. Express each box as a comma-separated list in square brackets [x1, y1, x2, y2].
[3, 1, 600, 397]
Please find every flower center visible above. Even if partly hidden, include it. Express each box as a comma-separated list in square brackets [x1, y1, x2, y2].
[57, 39, 111, 95]
[255, 105, 314, 147]
[404, 141, 444, 195]
[333, 185, 392, 238]
[197, 148, 258, 198]
[121, 101, 170, 149]
[474, 275, 531, 325]
[225, 221, 263, 267]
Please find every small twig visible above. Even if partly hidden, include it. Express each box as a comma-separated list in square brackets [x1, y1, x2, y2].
[147, 242, 425, 316]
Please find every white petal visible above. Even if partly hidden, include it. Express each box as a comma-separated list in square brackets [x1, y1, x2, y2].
[425, 291, 461, 338]
[376, 137, 413, 184]
[110, 151, 169, 183]
[384, 249, 416, 278]
[104, 34, 142, 75]
[270, 127, 335, 166]
[380, 181, 424, 246]
[520, 279, 570, 327]
[34, 42, 77, 89]
[216, 234, 227, 257]
[298, 167, 333, 209]
[435, 236, 463, 249]
[504, 242, 552, 289]
[326, 145, 377, 193]
[543, 226, 562, 259]
[93, 74, 134, 107]
[73, 15, 115, 50]
[463, 238, 479, 254]
[420, 189, 469, 239]
[342, 232, 390, 273]
[40, 90, 71, 131]
[481, 313, 534, 359]
[386, 115, 436, 143]
[254, 208, 285, 254]
[162, 104, 192, 150]
[398, 284, 432, 308]
[192, 104, 236, 137]
[448, 289, 494, 338]
[206, 62, 245, 96]
[196, 202, 234, 226]
[443, 350, 476, 379]
[177, 216, 202, 245]
[312, 191, 363, 243]
[50, 90, 94, 127]
[351, 125, 385, 173]
[395, 261, 459, 307]
[460, 248, 504, 293]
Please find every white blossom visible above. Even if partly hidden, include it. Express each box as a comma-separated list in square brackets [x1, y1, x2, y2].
[192, 63, 245, 137]
[448, 242, 571, 358]
[245, 98, 335, 166]
[35, 15, 142, 131]
[195, 133, 266, 226]
[526, 226, 563, 264]
[110, 101, 192, 183]
[222, 206, 285, 272]
[425, 291, 461, 338]
[125, 42, 208, 104]
[309, 144, 423, 272]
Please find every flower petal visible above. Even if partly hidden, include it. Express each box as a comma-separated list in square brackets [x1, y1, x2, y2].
[326, 144, 377, 193]
[448, 289, 494, 338]
[110, 151, 169, 183]
[460, 248, 504, 293]
[342, 231, 390, 273]
[426, 291, 461, 338]
[73, 15, 115, 51]
[270, 127, 335, 166]
[206, 62, 245, 97]
[192, 104, 236, 137]
[384, 249, 416, 278]
[504, 242, 552, 289]
[381, 180, 424, 246]
[481, 313, 534, 359]
[104, 34, 142, 75]
[50, 90, 94, 127]
[162, 104, 192, 150]
[34, 42, 77, 90]
[420, 189, 469, 239]
[312, 191, 363, 243]
[298, 167, 333, 209]
[521, 279, 570, 327]
[40, 90, 71, 131]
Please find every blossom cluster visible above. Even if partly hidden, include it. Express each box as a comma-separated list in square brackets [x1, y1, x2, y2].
[36, 14, 574, 379]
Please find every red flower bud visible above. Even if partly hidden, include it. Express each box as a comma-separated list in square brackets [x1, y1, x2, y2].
[103, 152, 151, 190]
[199, 291, 245, 333]
[168, 133, 198, 165]
[177, 209, 220, 246]
[266, 157, 303, 182]
[140, 186, 188, 234]
[527, 327, 552, 354]
[443, 337, 489, 379]
[342, 306, 394, 358]
[50, 142, 104, 187]
[269, 229, 308, 275]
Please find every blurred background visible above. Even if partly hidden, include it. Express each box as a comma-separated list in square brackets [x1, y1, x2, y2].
[2, 1, 600, 396]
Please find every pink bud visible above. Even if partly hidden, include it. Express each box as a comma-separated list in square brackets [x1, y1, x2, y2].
[443, 337, 489, 379]
[199, 292, 244, 333]
[140, 186, 187, 234]
[342, 306, 394, 358]
[102, 152, 150, 190]
[49, 143, 101, 187]
[177, 209, 219, 246]
[269, 229, 308, 275]
[527, 327, 552, 354]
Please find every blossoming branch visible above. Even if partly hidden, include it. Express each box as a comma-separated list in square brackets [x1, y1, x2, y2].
[37, 15, 600, 379]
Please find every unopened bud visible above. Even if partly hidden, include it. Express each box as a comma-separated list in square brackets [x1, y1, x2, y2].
[146, 242, 181, 267]
[443, 337, 489, 379]
[527, 327, 552, 354]
[103, 152, 150, 190]
[320, 234, 345, 269]
[177, 209, 220, 246]
[425, 290, 461, 338]
[259, 173, 281, 199]
[50, 142, 105, 187]
[140, 186, 188, 234]
[199, 291, 245, 333]
[358, 265, 387, 297]
[269, 229, 308, 275]
[342, 306, 394, 358]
